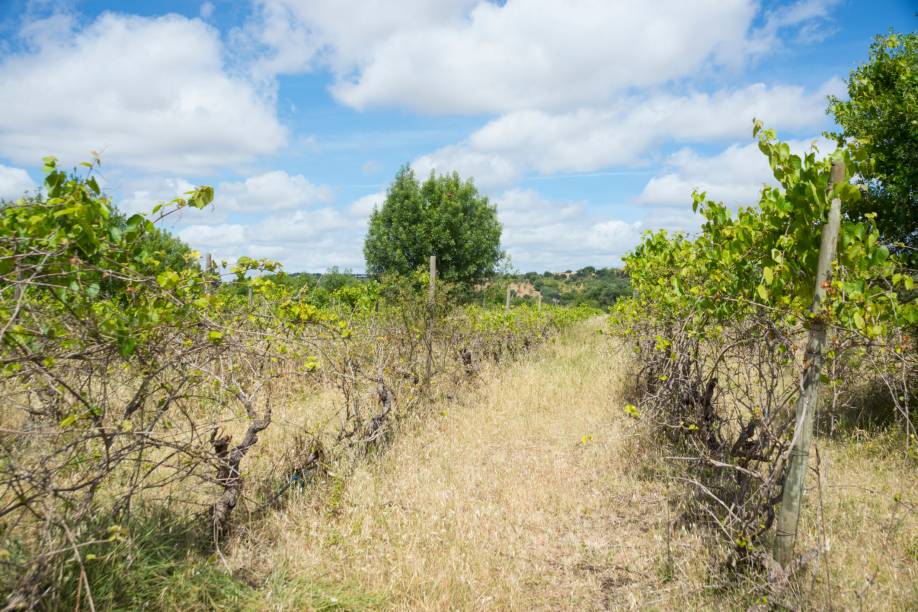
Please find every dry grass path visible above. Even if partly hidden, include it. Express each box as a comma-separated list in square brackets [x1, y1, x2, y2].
[239, 319, 700, 610]
[233, 319, 916, 610]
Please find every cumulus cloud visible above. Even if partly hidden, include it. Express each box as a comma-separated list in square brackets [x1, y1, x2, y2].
[348, 191, 385, 219]
[117, 177, 197, 215]
[112, 175, 230, 230]
[0, 12, 286, 174]
[495, 189, 642, 270]
[0, 164, 37, 200]
[330, 0, 755, 114]
[177, 223, 248, 251]
[115, 171, 337, 242]
[240, 0, 477, 82]
[246, 0, 754, 113]
[637, 136, 836, 208]
[748, 0, 841, 52]
[413, 146, 522, 189]
[219, 171, 332, 212]
[173, 188, 384, 272]
[413, 81, 842, 188]
[253, 208, 353, 242]
[246, 0, 838, 115]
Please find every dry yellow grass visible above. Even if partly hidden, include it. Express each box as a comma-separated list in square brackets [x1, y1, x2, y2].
[789, 434, 918, 610]
[224, 320, 916, 611]
[228, 320, 698, 609]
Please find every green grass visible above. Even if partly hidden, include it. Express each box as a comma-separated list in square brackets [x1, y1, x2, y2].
[46, 511, 384, 611]
[54, 513, 255, 611]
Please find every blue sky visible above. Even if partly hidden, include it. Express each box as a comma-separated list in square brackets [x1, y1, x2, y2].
[0, 1, 914, 272]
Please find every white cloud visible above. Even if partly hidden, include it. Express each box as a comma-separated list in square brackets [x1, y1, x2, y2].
[413, 81, 841, 188]
[200, 2, 215, 19]
[114, 169, 335, 244]
[638, 144, 771, 208]
[175, 196, 375, 272]
[348, 191, 384, 219]
[177, 223, 247, 250]
[253, 208, 352, 242]
[219, 171, 332, 212]
[413, 146, 521, 189]
[495, 189, 642, 270]
[639, 207, 705, 236]
[247, 0, 838, 115]
[117, 177, 197, 215]
[240, 0, 477, 81]
[113, 175, 230, 229]
[637, 136, 836, 208]
[0, 12, 286, 174]
[0, 164, 37, 200]
[17, 11, 77, 48]
[181, 185, 643, 273]
[331, 0, 758, 114]
[748, 0, 841, 52]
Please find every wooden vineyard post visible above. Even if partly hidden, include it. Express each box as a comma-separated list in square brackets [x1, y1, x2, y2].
[505, 285, 512, 312]
[537, 293, 542, 312]
[204, 252, 213, 295]
[429, 255, 437, 305]
[424, 255, 436, 392]
[774, 160, 845, 567]
[14, 264, 22, 303]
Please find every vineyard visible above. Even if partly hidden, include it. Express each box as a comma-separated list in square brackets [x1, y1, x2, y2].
[1, 34, 917, 611]
[0, 160, 595, 609]
[1, 128, 915, 609]
[610, 124, 917, 606]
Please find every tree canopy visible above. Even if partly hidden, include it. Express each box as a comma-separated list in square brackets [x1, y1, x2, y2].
[364, 167, 502, 285]
[828, 31, 918, 250]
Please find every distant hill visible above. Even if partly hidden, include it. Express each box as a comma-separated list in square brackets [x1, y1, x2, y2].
[262, 265, 631, 310]
[512, 266, 630, 309]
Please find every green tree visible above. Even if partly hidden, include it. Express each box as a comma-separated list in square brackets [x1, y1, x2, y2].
[364, 167, 503, 285]
[828, 31, 918, 250]
[317, 266, 360, 292]
[111, 209, 195, 272]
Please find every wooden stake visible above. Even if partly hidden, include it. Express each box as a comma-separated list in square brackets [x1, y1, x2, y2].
[204, 253, 213, 294]
[774, 160, 845, 567]
[537, 293, 542, 312]
[14, 264, 22, 303]
[429, 255, 437, 304]
[424, 255, 436, 392]
[505, 284, 512, 312]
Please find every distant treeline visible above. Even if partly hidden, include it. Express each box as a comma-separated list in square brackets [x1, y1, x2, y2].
[265, 265, 631, 310]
